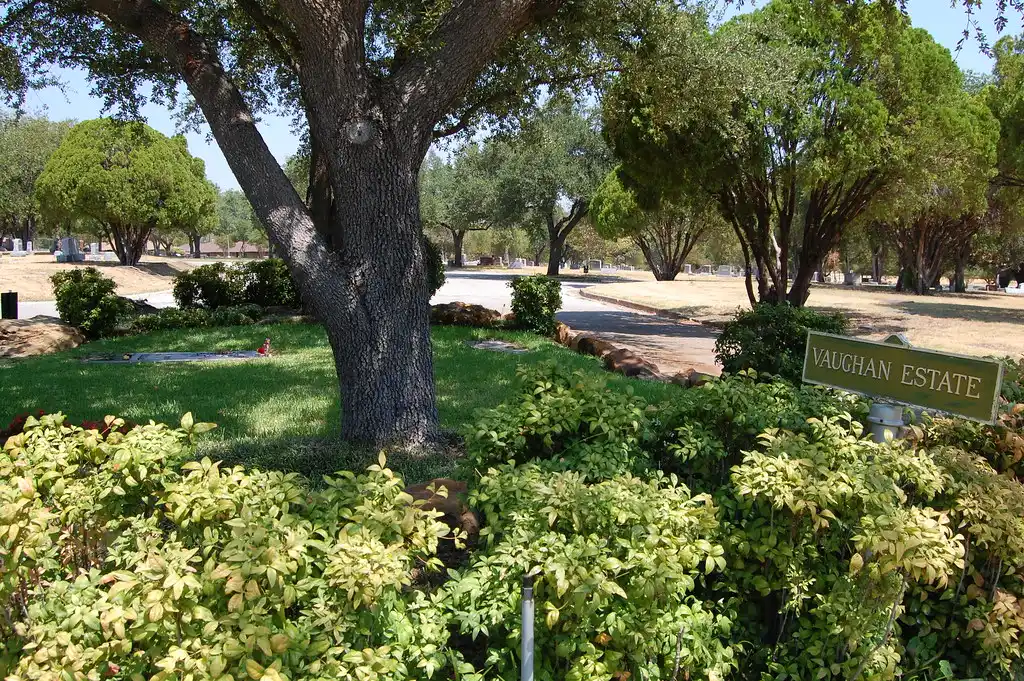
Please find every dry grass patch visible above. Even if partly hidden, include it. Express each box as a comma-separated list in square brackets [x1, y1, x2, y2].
[586, 276, 1024, 359]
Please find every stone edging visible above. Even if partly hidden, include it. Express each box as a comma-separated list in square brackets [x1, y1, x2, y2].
[552, 321, 715, 389]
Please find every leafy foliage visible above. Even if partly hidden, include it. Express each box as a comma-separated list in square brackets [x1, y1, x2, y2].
[173, 260, 299, 311]
[0, 414, 463, 681]
[34, 119, 217, 266]
[463, 362, 652, 481]
[49, 267, 133, 339]
[423, 236, 446, 296]
[714, 303, 847, 383]
[508, 275, 562, 335]
[127, 305, 264, 335]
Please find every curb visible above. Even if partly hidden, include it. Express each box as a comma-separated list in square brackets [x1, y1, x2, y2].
[578, 289, 723, 331]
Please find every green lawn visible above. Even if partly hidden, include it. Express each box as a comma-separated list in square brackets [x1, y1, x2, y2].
[0, 323, 675, 482]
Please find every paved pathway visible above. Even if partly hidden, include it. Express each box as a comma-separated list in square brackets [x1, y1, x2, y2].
[435, 271, 720, 376]
[17, 270, 721, 375]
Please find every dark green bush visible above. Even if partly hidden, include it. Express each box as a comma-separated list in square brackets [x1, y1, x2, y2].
[508, 274, 562, 335]
[714, 302, 847, 383]
[173, 259, 301, 310]
[49, 267, 133, 339]
[237, 258, 301, 308]
[172, 262, 242, 310]
[423, 236, 445, 296]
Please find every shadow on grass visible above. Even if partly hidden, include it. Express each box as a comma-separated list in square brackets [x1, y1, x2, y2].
[195, 433, 463, 487]
[890, 300, 1024, 325]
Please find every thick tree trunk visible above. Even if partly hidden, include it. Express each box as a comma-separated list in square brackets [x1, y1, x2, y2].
[452, 230, 465, 267]
[324, 154, 438, 443]
[872, 245, 884, 284]
[546, 234, 565, 276]
[190, 234, 202, 258]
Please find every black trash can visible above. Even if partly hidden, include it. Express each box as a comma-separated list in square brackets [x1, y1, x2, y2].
[1, 291, 18, 319]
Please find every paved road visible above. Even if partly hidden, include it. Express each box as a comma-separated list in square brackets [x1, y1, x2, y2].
[436, 271, 720, 376]
[16, 269, 720, 375]
[18, 290, 176, 319]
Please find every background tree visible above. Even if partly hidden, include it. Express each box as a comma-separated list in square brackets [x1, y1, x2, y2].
[216, 188, 266, 256]
[590, 169, 722, 280]
[420, 147, 494, 267]
[0, 114, 71, 246]
[487, 97, 612, 276]
[35, 118, 218, 266]
[868, 90, 999, 294]
[604, 1, 979, 307]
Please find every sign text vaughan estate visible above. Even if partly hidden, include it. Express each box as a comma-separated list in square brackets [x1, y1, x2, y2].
[802, 332, 1003, 423]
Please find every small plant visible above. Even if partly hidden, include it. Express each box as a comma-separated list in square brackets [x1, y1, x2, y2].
[714, 302, 847, 383]
[49, 267, 133, 339]
[463, 362, 651, 480]
[508, 274, 562, 335]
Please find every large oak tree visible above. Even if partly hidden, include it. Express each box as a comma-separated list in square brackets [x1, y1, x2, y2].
[3, 0, 1019, 446]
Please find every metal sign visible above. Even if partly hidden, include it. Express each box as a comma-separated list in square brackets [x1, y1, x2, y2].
[803, 331, 1004, 423]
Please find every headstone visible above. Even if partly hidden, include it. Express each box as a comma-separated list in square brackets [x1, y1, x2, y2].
[717, 264, 731, 277]
[90, 243, 99, 254]
[510, 259, 525, 269]
[684, 264, 692, 275]
[589, 259, 603, 271]
[844, 272, 859, 286]
[25, 241, 32, 253]
[812, 271, 820, 282]
[12, 238, 22, 252]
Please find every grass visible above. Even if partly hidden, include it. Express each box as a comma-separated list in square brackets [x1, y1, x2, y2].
[0, 323, 676, 483]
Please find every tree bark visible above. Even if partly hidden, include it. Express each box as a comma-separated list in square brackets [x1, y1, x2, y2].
[448, 228, 466, 267]
[190, 234, 202, 258]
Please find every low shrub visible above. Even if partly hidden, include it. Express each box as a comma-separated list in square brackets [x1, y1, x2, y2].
[714, 302, 847, 383]
[424, 236, 446, 296]
[49, 267, 134, 339]
[172, 262, 242, 310]
[236, 258, 301, 308]
[447, 463, 735, 681]
[509, 274, 562, 336]
[128, 305, 263, 334]
[0, 414, 465, 681]
[463, 362, 652, 480]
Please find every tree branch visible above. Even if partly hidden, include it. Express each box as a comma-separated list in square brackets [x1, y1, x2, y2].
[390, 0, 565, 132]
[83, 0, 344, 315]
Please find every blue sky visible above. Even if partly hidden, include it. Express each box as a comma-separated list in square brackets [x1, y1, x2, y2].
[19, 0, 1015, 190]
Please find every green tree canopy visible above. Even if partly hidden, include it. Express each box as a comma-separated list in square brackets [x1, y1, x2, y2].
[485, 97, 612, 275]
[0, 114, 72, 245]
[604, 0, 986, 306]
[420, 145, 496, 266]
[590, 168, 725, 280]
[35, 118, 217, 265]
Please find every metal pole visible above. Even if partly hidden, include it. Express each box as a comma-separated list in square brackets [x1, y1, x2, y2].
[867, 402, 904, 443]
[521, 575, 535, 681]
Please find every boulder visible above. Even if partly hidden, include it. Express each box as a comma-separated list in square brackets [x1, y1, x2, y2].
[603, 348, 661, 379]
[430, 302, 501, 328]
[576, 335, 617, 359]
[554, 321, 573, 346]
[0, 316, 86, 358]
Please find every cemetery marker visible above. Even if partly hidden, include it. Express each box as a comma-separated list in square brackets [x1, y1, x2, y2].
[803, 331, 1003, 424]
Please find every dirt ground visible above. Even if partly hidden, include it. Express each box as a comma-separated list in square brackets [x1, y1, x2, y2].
[584, 276, 1024, 359]
[0, 253, 211, 301]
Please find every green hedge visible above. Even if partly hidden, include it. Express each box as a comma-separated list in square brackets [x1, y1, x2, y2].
[49, 267, 134, 339]
[173, 259, 300, 310]
[4, 368, 1024, 680]
[509, 275, 562, 335]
